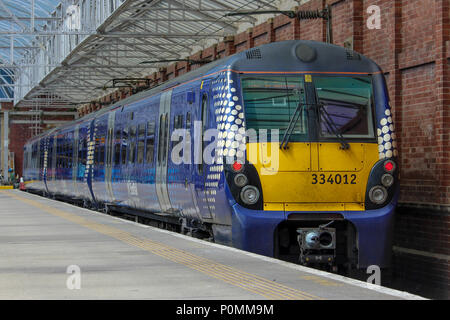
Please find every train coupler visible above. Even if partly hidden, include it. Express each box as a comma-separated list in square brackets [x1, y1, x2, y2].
[297, 227, 336, 266]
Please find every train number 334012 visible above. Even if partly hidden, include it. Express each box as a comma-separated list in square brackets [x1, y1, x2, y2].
[312, 174, 357, 185]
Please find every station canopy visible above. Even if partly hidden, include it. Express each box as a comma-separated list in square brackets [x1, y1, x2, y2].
[0, 0, 281, 110]
[0, 0, 60, 101]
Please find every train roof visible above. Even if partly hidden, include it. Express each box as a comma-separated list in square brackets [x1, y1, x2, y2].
[26, 40, 382, 144]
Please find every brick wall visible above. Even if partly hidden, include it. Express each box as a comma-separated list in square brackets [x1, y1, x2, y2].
[69, 0, 450, 298]
[400, 64, 440, 204]
[9, 123, 33, 177]
[1, 102, 76, 177]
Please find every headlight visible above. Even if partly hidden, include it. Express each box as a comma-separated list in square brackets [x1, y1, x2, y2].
[381, 173, 394, 187]
[369, 186, 388, 204]
[240, 185, 260, 205]
[234, 173, 248, 187]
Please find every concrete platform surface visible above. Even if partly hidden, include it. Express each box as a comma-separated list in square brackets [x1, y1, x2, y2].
[0, 190, 425, 300]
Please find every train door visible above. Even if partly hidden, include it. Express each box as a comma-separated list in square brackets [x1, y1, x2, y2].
[85, 119, 97, 204]
[76, 125, 88, 200]
[71, 125, 79, 198]
[61, 132, 69, 195]
[134, 119, 147, 209]
[184, 108, 203, 220]
[49, 134, 57, 195]
[37, 139, 42, 188]
[165, 95, 198, 218]
[145, 118, 159, 210]
[105, 112, 116, 202]
[42, 136, 50, 194]
[195, 81, 214, 219]
[126, 114, 138, 207]
[111, 111, 127, 205]
[56, 134, 62, 194]
[155, 90, 173, 213]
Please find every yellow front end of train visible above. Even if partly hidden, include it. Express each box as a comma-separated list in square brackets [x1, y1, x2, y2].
[241, 73, 379, 212]
[248, 142, 379, 212]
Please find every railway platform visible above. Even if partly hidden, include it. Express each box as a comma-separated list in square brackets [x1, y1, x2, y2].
[0, 190, 425, 300]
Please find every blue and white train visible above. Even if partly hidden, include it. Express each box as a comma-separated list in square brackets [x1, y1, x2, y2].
[23, 40, 399, 270]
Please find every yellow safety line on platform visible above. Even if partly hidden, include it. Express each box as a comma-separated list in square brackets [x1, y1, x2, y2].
[0, 186, 13, 189]
[1, 190, 321, 300]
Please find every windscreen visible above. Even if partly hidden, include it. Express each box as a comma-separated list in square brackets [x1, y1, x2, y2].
[242, 76, 308, 142]
[314, 76, 375, 139]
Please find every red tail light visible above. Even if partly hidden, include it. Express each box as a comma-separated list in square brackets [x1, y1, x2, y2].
[232, 161, 243, 172]
[384, 160, 395, 173]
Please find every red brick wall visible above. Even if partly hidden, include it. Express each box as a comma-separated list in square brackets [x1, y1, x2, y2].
[1, 102, 76, 177]
[253, 20, 274, 47]
[331, 0, 353, 47]
[400, 0, 436, 69]
[399, 63, 442, 205]
[299, 0, 326, 41]
[74, 0, 450, 297]
[9, 123, 33, 177]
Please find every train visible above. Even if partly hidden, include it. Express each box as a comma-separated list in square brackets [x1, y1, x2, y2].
[23, 40, 399, 271]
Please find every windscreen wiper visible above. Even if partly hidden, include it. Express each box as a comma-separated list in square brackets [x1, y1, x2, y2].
[280, 102, 306, 150]
[318, 104, 350, 150]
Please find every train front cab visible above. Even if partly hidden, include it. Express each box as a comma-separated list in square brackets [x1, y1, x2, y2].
[226, 71, 399, 270]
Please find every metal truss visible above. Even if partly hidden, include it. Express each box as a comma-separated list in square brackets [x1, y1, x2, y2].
[0, 0, 63, 103]
[1, 0, 287, 116]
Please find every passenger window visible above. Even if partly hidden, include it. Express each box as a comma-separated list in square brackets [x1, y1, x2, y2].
[82, 138, 87, 166]
[63, 142, 66, 168]
[98, 135, 105, 166]
[56, 143, 59, 168]
[61, 143, 64, 168]
[186, 112, 191, 130]
[57, 142, 60, 168]
[67, 143, 70, 168]
[163, 115, 169, 165]
[128, 126, 137, 164]
[68, 143, 71, 168]
[78, 138, 83, 167]
[137, 123, 145, 164]
[172, 114, 184, 150]
[146, 121, 155, 164]
[67, 142, 70, 168]
[63, 142, 66, 169]
[61, 142, 63, 168]
[114, 129, 121, 165]
[121, 127, 128, 165]
[157, 115, 164, 164]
